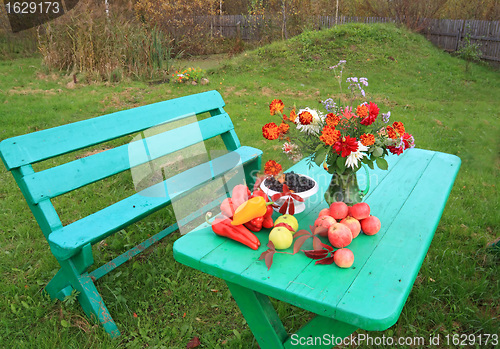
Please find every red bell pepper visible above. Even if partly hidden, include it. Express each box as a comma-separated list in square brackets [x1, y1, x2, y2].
[210, 215, 261, 250]
[262, 206, 274, 229]
[251, 189, 268, 201]
[252, 189, 274, 228]
[231, 184, 251, 210]
[220, 198, 236, 218]
[244, 216, 264, 232]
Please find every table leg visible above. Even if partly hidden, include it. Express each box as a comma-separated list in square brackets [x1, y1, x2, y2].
[284, 315, 358, 349]
[226, 281, 288, 349]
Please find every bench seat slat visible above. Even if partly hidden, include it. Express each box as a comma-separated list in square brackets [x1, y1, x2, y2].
[23, 113, 234, 203]
[0, 91, 225, 170]
[48, 146, 262, 260]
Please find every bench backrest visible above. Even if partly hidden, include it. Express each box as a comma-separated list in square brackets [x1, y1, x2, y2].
[0, 90, 241, 237]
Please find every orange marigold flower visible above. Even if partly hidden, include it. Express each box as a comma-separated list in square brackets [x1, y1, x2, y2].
[319, 126, 341, 146]
[269, 99, 284, 115]
[325, 113, 341, 128]
[387, 125, 398, 139]
[264, 160, 282, 176]
[262, 122, 280, 140]
[392, 121, 405, 135]
[356, 104, 369, 118]
[278, 122, 289, 135]
[289, 108, 297, 123]
[298, 111, 313, 125]
[360, 133, 375, 146]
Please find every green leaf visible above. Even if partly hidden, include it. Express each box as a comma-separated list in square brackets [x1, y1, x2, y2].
[376, 157, 389, 170]
[327, 152, 338, 166]
[367, 159, 375, 170]
[373, 147, 383, 157]
[314, 147, 327, 167]
[336, 156, 346, 173]
[60, 319, 70, 328]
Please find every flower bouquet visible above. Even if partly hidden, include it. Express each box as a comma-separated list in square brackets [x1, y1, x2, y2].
[261, 60, 415, 206]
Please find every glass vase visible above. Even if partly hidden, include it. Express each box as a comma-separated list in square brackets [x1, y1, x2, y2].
[324, 167, 369, 206]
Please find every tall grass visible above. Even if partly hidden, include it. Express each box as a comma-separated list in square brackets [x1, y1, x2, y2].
[37, 0, 175, 81]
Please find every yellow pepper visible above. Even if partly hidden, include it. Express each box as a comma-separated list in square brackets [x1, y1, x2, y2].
[231, 196, 271, 226]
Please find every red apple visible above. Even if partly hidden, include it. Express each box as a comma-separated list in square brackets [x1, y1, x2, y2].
[333, 248, 354, 268]
[329, 202, 349, 220]
[328, 223, 352, 248]
[314, 215, 336, 236]
[350, 202, 370, 220]
[340, 216, 361, 239]
[361, 215, 381, 235]
[318, 208, 331, 217]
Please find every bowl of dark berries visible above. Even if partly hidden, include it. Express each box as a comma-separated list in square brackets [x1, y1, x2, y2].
[260, 172, 318, 214]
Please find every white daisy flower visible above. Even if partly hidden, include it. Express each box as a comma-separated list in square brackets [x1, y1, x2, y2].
[294, 107, 325, 135]
[345, 142, 369, 169]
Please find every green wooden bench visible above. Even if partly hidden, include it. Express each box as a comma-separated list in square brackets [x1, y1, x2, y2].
[174, 148, 461, 348]
[0, 90, 262, 337]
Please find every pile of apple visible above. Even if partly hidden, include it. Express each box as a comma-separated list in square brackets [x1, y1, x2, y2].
[314, 202, 381, 269]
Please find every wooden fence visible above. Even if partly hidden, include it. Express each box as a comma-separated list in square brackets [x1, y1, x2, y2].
[197, 15, 500, 62]
[423, 19, 500, 62]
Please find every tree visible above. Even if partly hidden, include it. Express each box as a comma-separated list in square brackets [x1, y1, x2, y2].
[360, 0, 448, 31]
[134, 0, 219, 52]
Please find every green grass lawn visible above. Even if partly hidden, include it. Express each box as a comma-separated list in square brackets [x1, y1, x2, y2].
[0, 23, 498, 348]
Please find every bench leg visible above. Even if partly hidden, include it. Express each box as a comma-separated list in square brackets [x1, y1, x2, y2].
[226, 281, 288, 349]
[45, 259, 121, 337]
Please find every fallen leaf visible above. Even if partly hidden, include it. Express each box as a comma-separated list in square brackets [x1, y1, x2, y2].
[186, 336, 201, 348]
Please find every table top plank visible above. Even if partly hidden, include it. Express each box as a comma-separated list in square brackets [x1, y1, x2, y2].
[196, 161, 327, 293]
[282, 149, 434, 319]
[335, 151, 461, 330]
[173, 148, 460, 333]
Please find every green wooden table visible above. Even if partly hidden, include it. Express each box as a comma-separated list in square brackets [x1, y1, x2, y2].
[173, 148, 460, 348]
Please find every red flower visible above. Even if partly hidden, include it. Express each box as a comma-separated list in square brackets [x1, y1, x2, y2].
[298, 111, 313, 125]
[388, 146, 403, 155]
[368, 102, 379, 117]
[360, 133, 375, 146]
[269, 99, 284, 115]
[325, 113, 340, 128]
[392, 121, 405, 135]
[387, 125, 397, 139]
[333, 136, 358, 157]
[264, 160, 282, 176]
[319, 126, 341, 146]
[262, 122, 280, 140]
[278, 122, 289, 135]
[401, 132, 414, 149]
[356, 104, 368, 118]
[360, 102, 379, 126]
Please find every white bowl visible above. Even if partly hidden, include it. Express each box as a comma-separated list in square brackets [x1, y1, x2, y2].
[260, 174, 318, 214]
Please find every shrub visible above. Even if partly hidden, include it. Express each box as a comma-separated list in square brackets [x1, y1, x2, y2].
[457, 28, 482, 73]
[134, 0, 219, 55]
[37, 0, 176, 81]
